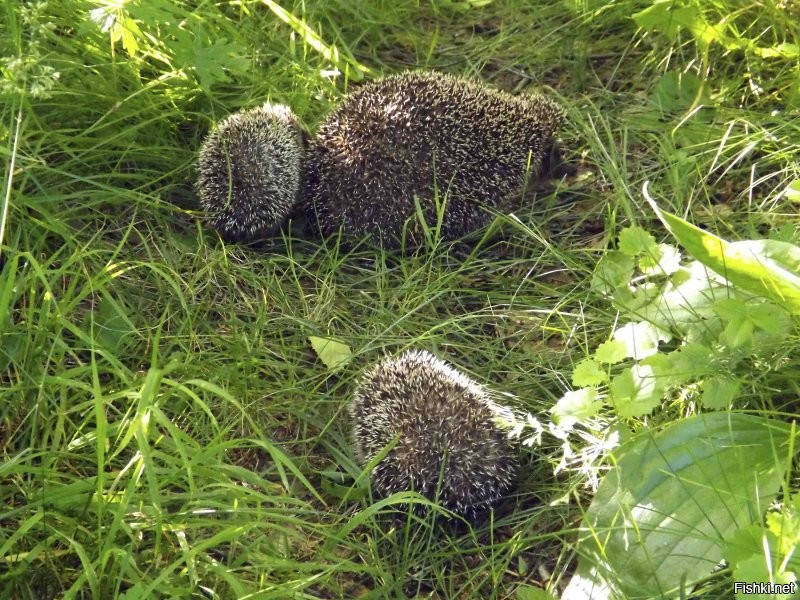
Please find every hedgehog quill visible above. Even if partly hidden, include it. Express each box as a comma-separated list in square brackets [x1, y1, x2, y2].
[306, 71, 565, 248]
[196, 103, 305, 242]
[351, 349, 516, 516]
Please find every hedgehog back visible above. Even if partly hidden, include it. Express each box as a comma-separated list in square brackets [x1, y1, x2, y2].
[351, 350, 516, 515]
[306, 71, 564, 248]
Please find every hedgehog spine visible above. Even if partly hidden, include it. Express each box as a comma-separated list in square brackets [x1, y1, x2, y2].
[351, 349, 516, 516]
[306, 71, 565, 248]
[196, 102, 305, 242]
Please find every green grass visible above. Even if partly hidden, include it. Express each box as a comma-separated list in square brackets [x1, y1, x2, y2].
[2, 0, 799, 598]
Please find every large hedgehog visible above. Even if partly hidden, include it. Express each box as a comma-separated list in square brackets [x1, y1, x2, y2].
[351, 349, 517, 516]
[306, 71, 565, 248]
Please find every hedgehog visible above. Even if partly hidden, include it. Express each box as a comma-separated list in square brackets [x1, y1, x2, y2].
[350, 349, 517, 516]
[306, 71, 565, 248]
[196, 102, 305, 242]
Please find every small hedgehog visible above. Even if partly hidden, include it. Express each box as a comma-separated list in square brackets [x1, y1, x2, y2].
[306, 71, 565, 248]
[351, 349, 516, 516]
[196, 103, 305, 242]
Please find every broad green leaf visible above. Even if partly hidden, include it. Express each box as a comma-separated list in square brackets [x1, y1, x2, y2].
[632, 1, 721, 48]
[644, 194, 800, 314]
[91, 293, 137, 354]
[594, 340, 627, 365]
[618, 226, 657, 257]
[551, 388, 602, 428]
[624, 260, 730, 341]
[564, 413, 792, 600]
[633, 1, 702, 39]
[308, 336, 352, 371]
[572, 359, 608, 387]
[651, 71, 708, 113]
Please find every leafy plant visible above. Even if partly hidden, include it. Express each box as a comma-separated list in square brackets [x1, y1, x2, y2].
[563, 413, 794, 599]
[552, 206, 796, 424]
[726, 492, 800, 599]
[632, 0, 800, 108]
[508, 197, 800, 597]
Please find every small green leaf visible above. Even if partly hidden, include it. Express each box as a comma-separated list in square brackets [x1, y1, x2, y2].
[639, 243, 682, 276]
[594, 340, 628, 365]
[700, 376, 741, 409]
[517, 585, 557, 600]
[726, 521, 800, 595]
[551, 388, 603, 428]
[591, 251, 634, 296]
[726, 525, 770, 569]
[638, 351, 676, 382]
[748, 301, 789, 336]
[612, 321, 669, 360]
[618, 226, 657, 257]
[722, 316, 755, 348]
[120, 18, 141, 56]
[572, 359, 607, 387]
[733, 556, 796, 599]
[308, 336, 352, 371]
[651, 71, 708, 113]
[784, 180, 800, 203]
[755, 43, 800, 59]
[714, 297, 748, 321]
[668, 342, 713, 379]
[183, 38, 250, 91]
[610, 365, 664, 418]
[766, 507, 800, 556]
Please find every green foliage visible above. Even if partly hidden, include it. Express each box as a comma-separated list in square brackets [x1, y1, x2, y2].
[631, 0, 800, 107]
[553, 212, 799, 596]
[564, 413, 794, 599]
[559, 218, 797, 423]
[646, 189, 800, 315]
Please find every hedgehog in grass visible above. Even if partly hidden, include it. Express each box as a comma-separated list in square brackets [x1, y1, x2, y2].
[196, 103, 305, 242]
[306, 71, 566, 248]
[351, 349, 517, 516]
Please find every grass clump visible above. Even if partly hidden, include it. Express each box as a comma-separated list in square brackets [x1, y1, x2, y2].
[2, 0, 799, 598]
